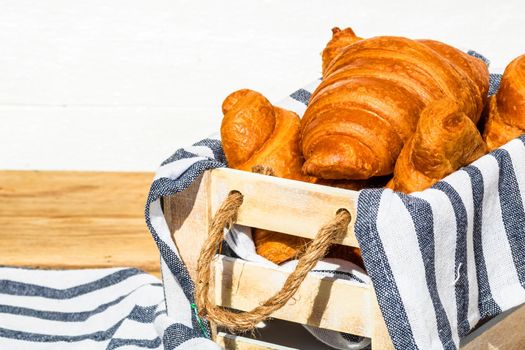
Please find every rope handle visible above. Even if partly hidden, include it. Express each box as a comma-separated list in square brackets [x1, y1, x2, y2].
[195, 190, 351, 332]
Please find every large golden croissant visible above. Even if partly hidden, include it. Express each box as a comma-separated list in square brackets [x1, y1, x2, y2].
[483, 54, 525, 150]
[388, 99, 487, 193]
[301, 28, 489, 180]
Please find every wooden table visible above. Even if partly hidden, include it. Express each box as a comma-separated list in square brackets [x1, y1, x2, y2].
[0, 170, 160, 276]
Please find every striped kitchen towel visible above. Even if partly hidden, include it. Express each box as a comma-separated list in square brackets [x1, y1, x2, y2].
[0, 267, 165, 349]
[355, 135, 525, 350]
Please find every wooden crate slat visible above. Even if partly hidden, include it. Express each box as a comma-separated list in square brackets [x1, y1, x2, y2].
[460, 304, 525, 350]
[209, 168, 359, 247]
[214, 256, 372, 337]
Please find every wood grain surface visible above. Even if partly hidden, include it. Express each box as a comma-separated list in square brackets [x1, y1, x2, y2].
[214, 256, 372, 336]
[0, 170, 160, 276]
[210, 168, 360, 247]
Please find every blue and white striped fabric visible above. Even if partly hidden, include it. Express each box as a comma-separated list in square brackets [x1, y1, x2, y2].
[0, 267, 165, 349]
[144, 139, 225, 350]
[356, 135, 525, 350]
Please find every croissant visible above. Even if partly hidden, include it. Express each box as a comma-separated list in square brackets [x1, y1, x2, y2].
[483, 54, 525, 150]
[221, 89, 310, 264]
[221, 89, 311, 181]
[388, 99, 487, 193]
[301, 28, 489, 180]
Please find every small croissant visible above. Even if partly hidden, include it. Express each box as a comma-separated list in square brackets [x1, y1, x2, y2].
[221, 89, 310, 181]
[483, 54, 525, 150]
[388, 99, 487, 193]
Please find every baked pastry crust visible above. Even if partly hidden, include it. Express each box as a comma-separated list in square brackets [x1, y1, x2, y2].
[483, 54, 525, 150]
[301, 28, 489, 180]
[388, 99, 487, 193]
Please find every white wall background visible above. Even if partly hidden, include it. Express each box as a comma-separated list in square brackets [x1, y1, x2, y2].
[1, 0, 524, 171]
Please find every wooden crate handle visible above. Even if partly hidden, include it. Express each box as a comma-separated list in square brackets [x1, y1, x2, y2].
[195, 190, 352, 332]
[210, 168, 360, 247]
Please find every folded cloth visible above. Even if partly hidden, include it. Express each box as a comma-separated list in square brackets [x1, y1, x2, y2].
[0, 267, 165, 349]
[145, 51, 523, 350]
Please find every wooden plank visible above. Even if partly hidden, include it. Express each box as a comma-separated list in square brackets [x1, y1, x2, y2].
[214, 256, 372, 337]
[369, 288, 395, 349]
[210, 168, 359, 247]
[460, 304, 525, 350]
[0, 216, 160, 275]
[0, 170, 153, 218]
[216, 332, 298, 350]
[0, 170, 160, 276]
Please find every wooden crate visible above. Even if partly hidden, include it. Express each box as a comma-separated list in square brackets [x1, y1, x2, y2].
[164, 167, 525, 349]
